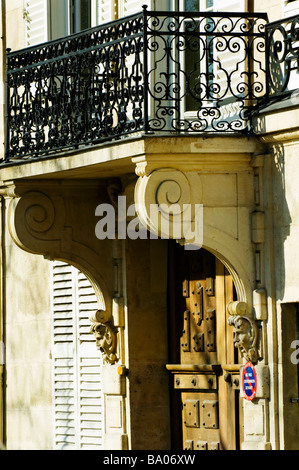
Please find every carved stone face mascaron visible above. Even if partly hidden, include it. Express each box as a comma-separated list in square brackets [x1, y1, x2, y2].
[90, 321, 117, 364]
[227, 301, 259, 364]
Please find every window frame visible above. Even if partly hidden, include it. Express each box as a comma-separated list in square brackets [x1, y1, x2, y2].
[176, 0, 249, 132]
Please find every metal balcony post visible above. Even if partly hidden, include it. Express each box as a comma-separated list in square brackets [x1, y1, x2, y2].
[4, 48, 11, 162]
[142, 5, 149, 134]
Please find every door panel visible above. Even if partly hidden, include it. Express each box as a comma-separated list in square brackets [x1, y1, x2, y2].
[167, 243, 240, 450]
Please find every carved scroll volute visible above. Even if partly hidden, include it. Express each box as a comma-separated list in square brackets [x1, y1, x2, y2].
[90, 310, 118, 365]
[7, 190, 58, 253]
[134, 168, 203, 246]
[227, 301, 259, 364]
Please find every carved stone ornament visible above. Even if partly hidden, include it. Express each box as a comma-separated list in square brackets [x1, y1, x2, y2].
[90, 310, 118, 364]
[134, 168, 203, 246]
[5, 183, 112, 309]
[227, 301, 259, 364]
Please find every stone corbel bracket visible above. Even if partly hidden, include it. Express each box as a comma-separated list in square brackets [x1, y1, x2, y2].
[227, 301, 259, 364]
[90, 310, 118, 365]
[134, 166, 203, 246]
[4, 181, 113, 316]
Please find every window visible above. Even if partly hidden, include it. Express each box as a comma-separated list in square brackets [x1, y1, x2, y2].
[95, 0, 114, 24]
[24, 0, 49, 46]
[179, 0, 247, 128]
[120, 0, 150, 16]
[24, 0, 108, 46]
[24, 0, 152, 46]
[49, 0, 91, 39]
[184, 0, 215, 112]
[71, 0, 91, 32]
[51, 262, 104, 450]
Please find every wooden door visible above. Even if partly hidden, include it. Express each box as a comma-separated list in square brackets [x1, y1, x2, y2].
[167, 243, 242, 450]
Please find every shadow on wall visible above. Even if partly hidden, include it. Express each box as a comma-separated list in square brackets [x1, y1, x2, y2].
[271, 142, 292, 302]
[252, 110, 292, 302]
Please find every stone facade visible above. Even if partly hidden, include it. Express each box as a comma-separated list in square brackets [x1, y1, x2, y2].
[0, 0, 299, 451]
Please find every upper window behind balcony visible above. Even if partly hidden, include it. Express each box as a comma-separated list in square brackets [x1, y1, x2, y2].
[24, 0, 248, 49]
[71, 0, 91, 33]
[24, 0, 49, 46]
[179, 0, 245, 12]
[24, 0, 92, 46]
[24, 0, 152, 46]
[49, 0, 91, 39]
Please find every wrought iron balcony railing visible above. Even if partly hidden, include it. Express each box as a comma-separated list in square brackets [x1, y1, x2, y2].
[4, 7, 295, 164]
[266, 14, 299, 98]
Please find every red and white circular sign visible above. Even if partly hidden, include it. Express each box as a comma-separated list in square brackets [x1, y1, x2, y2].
[242, 362, 257, 401]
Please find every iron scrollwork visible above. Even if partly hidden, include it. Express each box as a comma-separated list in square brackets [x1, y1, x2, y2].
[6, 13, 145, 161]
[4, 8, 268, 162]
[145, 12, 267, 134]
[266, 15, 299, 96]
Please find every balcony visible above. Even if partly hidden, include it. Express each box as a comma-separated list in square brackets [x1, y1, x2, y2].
[266, 14, 299, 98]
[3, 8, 299, 164]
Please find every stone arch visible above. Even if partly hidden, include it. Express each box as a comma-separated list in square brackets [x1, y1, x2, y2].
[49, 255, 107, 312]
[134, 166, 255, 312]
[200, 241, 253, 311]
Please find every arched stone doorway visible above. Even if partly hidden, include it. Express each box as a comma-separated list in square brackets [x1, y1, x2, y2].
[167, 243, 243, 450]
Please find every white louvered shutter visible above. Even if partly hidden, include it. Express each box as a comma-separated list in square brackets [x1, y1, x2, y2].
[51, 261, 104, 450]
[24, 0, 48, 46]
[77, 271, 104, 449]
[119, 0, 150, 16]
[93, 0, 113, 24]
[51, 262, 76, 449]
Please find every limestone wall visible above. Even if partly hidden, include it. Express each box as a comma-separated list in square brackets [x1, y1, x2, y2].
[272, 139, 299, 449]
[0, 2, 52, 449]
[253, 102, 299, 448]
[3, 198, 52, 449]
